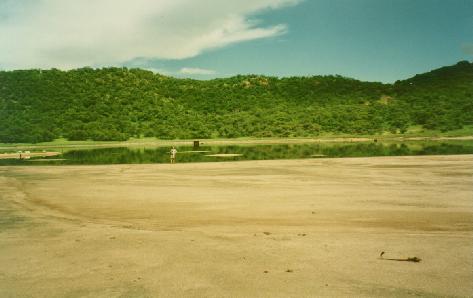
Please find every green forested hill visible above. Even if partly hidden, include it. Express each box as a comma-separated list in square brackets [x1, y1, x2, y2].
[0, 61, 472, 143]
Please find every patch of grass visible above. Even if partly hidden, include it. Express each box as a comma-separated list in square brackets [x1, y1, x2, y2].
[0, 126, 471, 150]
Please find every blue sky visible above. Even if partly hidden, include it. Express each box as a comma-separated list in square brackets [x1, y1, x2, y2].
[1, 0, 472, 82]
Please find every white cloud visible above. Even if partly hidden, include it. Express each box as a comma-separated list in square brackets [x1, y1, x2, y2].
[0, 0, 301, 69]
[180, 67, 216, 75]
[143, 67, 171, 75]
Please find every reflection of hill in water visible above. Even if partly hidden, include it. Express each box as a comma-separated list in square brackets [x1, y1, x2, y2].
[1, 141, 473, 165]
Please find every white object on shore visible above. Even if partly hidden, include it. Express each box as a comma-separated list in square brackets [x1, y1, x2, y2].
[205, 154, 243, 157]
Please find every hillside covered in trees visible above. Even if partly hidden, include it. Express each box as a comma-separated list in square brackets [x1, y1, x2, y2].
[0, 61, 472, 143]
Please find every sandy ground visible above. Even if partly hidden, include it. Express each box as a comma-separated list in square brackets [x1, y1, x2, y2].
[0, 155, 472, 297]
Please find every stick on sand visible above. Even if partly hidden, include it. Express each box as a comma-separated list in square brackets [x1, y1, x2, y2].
[379, 251, 421, 263]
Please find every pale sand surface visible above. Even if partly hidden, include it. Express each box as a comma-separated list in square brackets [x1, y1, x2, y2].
[0, 155, 472, 297]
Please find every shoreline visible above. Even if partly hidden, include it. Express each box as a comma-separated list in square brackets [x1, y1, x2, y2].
[0, 135, 472, 151]
[0, 151, 62, 160]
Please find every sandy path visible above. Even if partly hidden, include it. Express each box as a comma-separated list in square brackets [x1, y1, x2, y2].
[0, 155, 472, 297]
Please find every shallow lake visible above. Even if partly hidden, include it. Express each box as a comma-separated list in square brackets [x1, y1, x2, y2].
[1, 140, 472, 166]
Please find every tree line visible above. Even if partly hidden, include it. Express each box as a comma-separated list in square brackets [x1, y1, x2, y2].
[0, 61, 471, 143]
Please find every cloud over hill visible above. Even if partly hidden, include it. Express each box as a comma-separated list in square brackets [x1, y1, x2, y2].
[0, 0, 301, 69]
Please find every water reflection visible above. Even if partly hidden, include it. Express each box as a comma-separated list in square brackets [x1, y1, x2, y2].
[1, 141, 472, 166]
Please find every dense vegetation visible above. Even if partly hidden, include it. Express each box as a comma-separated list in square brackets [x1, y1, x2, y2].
[0, 61, 472, 143]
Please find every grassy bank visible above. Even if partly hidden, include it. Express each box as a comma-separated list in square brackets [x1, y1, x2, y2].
[0, 126, 472, 151]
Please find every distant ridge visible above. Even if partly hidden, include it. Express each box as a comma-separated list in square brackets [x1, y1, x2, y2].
[1, 61, 472, 143]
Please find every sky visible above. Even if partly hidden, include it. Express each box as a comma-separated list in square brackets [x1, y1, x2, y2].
[0, 0, 472, 82]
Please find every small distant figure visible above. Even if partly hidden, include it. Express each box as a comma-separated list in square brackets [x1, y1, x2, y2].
[170, 146, 177, 164]
[380, 251, 385, 258]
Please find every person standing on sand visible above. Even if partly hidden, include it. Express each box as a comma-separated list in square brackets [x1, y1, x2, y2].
[170, 146, 177, 164]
